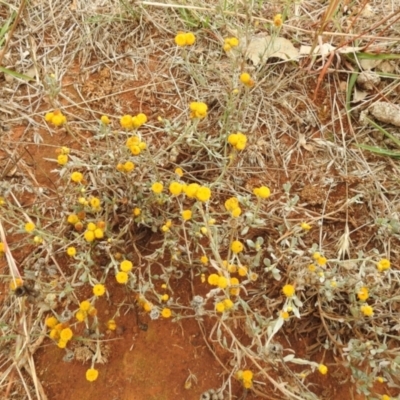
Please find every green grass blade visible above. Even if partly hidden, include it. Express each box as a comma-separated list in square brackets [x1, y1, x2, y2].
[366, 117, 400, 148]
[357, 144, 400, 159]
[0, 66, 33, 81]
[346, 68, 358, 112]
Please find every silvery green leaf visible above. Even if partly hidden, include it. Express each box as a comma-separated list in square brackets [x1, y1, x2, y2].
[241, 226, 249, 235]
[246, 239, 255, 248]
[263, 258, 271, 267]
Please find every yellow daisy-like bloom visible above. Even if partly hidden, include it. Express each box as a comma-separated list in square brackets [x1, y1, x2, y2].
[253, 186, 271, 199]
[231, 207, 242, 218]
[25, 222, 35, 233]
[281, 311, 290, 320]
[185, 32, 195, 45]
[132, 113, 147, 128]
[215, 302, 225, 313]
[183, 183, 200, 198]
[225, 197, 239, 211]
[161, 294, 169, 302]
[143, 302, 153, 312]
[175, 167, 184, 177]
[45, 110, 67, 127]
[217, 276, 228, 289]
[107, 319, 117, 330]
[208, 273, 219, 286]
[60, 327, 73, 341]
[57, 339, 68, 349]
[120, 115, 133, 129]
[231, 240, 244, 254]
[49, 329, 59, 339]
[381, 395, 391, 400]
[200, 255, 208, 265]
[273, 13, 283, 27]
[86, 368, 99, 382]
[133, 207, 141, 216]
[57, 154, 68, 165]
[33, 235, 43, 244]
[318, 364, 328, 375]
[151, 182, 164, 194]
[66, 247, 76, 257]
[0, 242, 5, 254]
[120, 260, 133, 272]
[75, 310, 87, 322]
[243, 379, 252, 389]
[189, 102, 208, 119]
[45, 316, 58, 329]
[90, 197, 101, 209]
[9, 278, 23, 291]
[84, 230, 95, 242]
[181, 210, 192, 221]
[230, 278, 240, 296]
[376, 377, 384, 383]
[377, 258, 390, 272]
[122, 161, 134, 172]
[238, 266, 247, 276]
[80, 300, 91, 311]
[161, 308, 172, 318]
[67, 214, 79, 224]
[71, 171, 83, 183]
[228, 132, 247, 150]
[100, 115, 110, 125]
[169, 181, 183, 196]
[87, 222, 96, 231]
[195, 186, 211, 202]
[308, 264, 316, 272]
[175, 32, 196, 46]
[357, 287, 369, 301]
[116, 271, 128, 284]
[301, 222, 311, 231]
[94, 228, 104, 239]
[223, 298, 234, 310]
[282, 284, 295, 297]
[242, 370, 253, 381]
[361, 305, 374, 317]
[239, 72, 255, 87]
[93, 284, 106, 297]
[200, 226, 208, 235]
[223, 37, 239, 51]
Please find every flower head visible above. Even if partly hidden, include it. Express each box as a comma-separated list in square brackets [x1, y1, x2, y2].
[253, 186, 271, 199]
[223, 37, 239, 52]
[161, 308, 172, 318]
[361, 305, 374, 317]
[357, 287, 369, 302]
[100, 115, 110, 125]
[282, 284, 295, 297]
[189, 102, 208, 119]
[215, 302, 225, 313]
[116, 271, 128, 284]
[71, 171, 83, 183]
[231, 240, 244, 254]
[57, 154, 68, 165]
[86, 368, 99, 382]
[107, 319, 117, 330]
[45, 109, 67, 126]
[377, 258, 390, 272]
[93, 284, 106, 297]
[228, 132, 247, 150]
[195, 186, 211, 202]
[120, 260, 133, 272]
[169, 181, 183, 196]
[301, 222, 311, 231]
[318, 364, 328, 375]
[181, 210, 192, 221]
[25, 222, 35, 233]
[175, 32, 196, 46]
[183, 183, 200, 198]
[151, 182, 164, 194]
[66, 247, 76, 257]
[80, 300, 91, 311]
[45, 316, 58, 329]
[207, 274, 219, 286]
[239, 73, 255, 87]
[120, 115, 133, 129]
[273, 14, 283, 27]
[60, 327, 73, 341]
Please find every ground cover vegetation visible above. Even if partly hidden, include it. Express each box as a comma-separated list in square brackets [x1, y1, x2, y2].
[1, 0, 400, 399]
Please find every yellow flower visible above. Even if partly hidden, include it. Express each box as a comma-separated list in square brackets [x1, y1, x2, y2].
[57, 339, 68, 349]
[231, 207, 242, 218]
[84, 230, 95, 242]
[175, 32, 196, 46]
[376, 377, 385, 383]
[86, 368, 99, 382]
[45, 110, 66, 126]
[120, 260, 133, 272]
[200, 227, 207, 235]
[189, 102, 208, 119]
[143, 302, 153, 312]
[67, 214, 79, 224]
[215, 302, 225, 313]
[308, 264, 316, 272]
[240, 72, 255, 87]
[195, 186, 211, 202]
[94, 228, 104, 239]
[71, 171, 83, 183]
[282, 284, 295, 297]
[169, 181, 183, 196]
[80, 300, 91, 311]
[33, 236, 43, 244]
[225, 197, 239, 211]
[361, 305, 374, 317]
[301, 222, 311, 230]
[242, 370, 253, 381]
[231, 240, 244, 254]
[200, 255, 208, 265]
[381, 395, 391, 400]
[60, 328, 73, 341]
[161, 294, 169, 302]
[90, 197, 101, 209]
[223, 298, 234, 310]
[238, 266, 248, 276]
[107, 319, 117, 330]
[180, 210, 191, 221]
[217, 276, 228, 289]
[25, 222, 35, 233]
[120, 115, 133, 129]
[132, 113, 147, 128]
[273, 13, 283, 27]
[66, 247, 76, 257]
[357, 287, 369, 302]
[75, 310, 87, 322]
[223, 37, 239, 51]
[133, 207, 141, 216]
[175, 167, 184, 177]
[318, 364, 328, 375]
[123, 161, 135, 172]
[253, 186, 271, 199]
[208, 274, 219, 286]
[161, 308, 172, 318]
[281, 311, 290, 320]
[100, 115, 110, 125]
[87, 222, 96, 231]
[377, 258, 390, 272]
[230, 277, 240, 296]
[183, 183, 200, 198]
[151, 182, 164, 194]
[93, 284, 106, 296]
[116, 271, 128, 284]
[45, 316, 58, 329]
[228, 132, 247, 150]
[243, 380, 252, 389]
[0, 242, 5, 254]
[57, 154, 68, 165]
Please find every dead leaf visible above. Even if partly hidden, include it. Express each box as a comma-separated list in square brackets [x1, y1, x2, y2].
[353, 88, 368, 102]
[298, 134, 314, 152]
[246, 35, 299, 65]
[70, 0, 77, 10]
